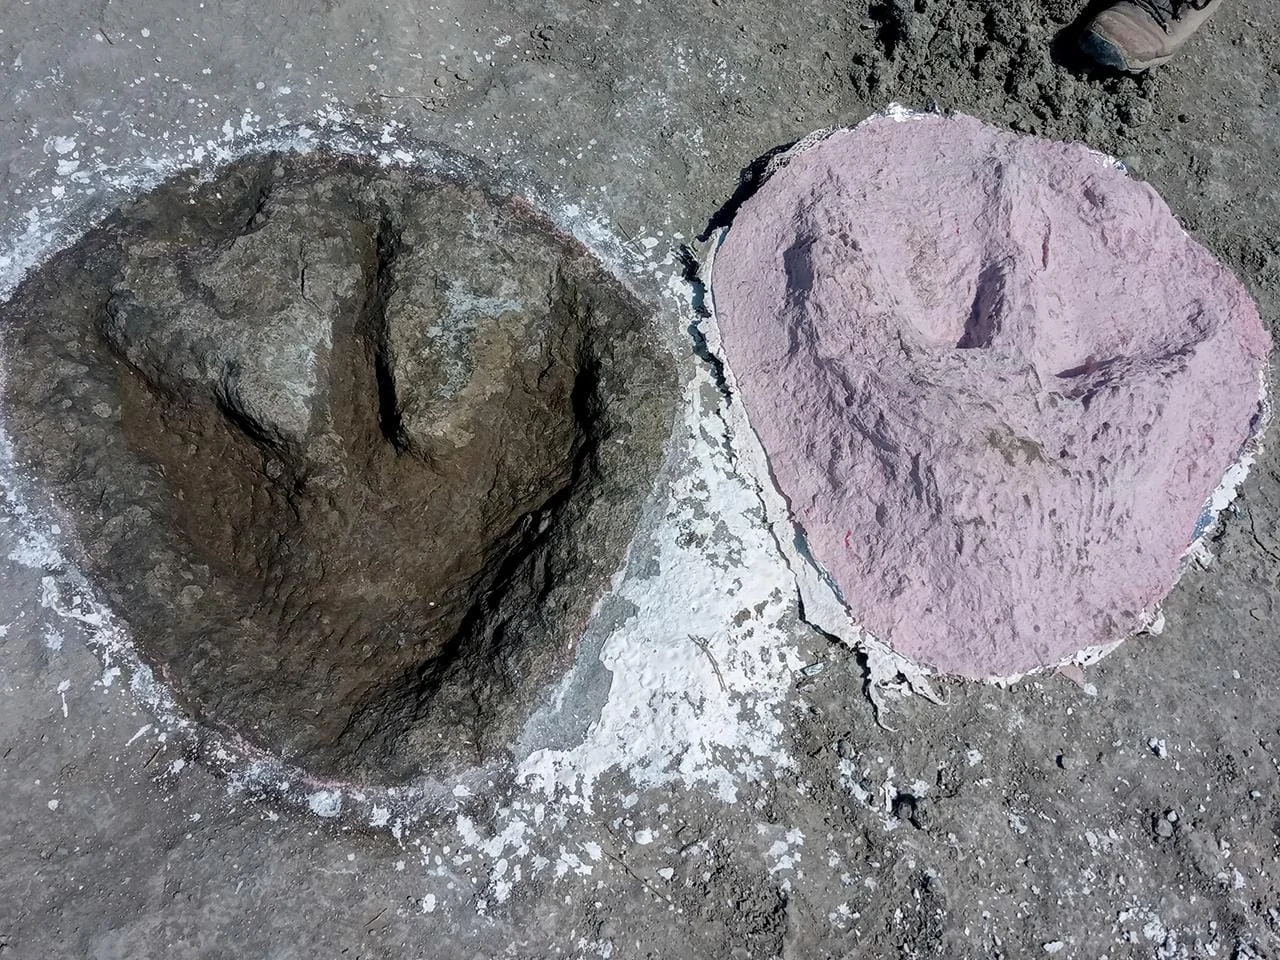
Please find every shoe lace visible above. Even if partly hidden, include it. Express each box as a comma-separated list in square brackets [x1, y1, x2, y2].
[1130, 0, 1212, 31]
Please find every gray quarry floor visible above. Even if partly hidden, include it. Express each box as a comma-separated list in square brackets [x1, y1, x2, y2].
[3, 0, 1280, 957]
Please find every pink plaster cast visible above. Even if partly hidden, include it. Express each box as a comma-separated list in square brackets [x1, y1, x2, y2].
[712, 113, 1271, 678]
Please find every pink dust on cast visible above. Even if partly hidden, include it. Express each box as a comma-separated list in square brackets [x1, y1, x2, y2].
[712, 113, 1270, 678]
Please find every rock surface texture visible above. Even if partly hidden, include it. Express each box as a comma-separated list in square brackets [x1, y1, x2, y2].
[713, 113, 1270, 678]
[0, 151, 676, 782]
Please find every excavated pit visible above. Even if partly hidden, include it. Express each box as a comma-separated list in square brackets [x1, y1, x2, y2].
[0, 151, 676, 783]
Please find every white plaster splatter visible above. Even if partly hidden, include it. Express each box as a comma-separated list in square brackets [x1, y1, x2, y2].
[307, 790, 343, 818]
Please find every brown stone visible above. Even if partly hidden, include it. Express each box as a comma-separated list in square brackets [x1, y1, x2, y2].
[0, 151, 676, 783]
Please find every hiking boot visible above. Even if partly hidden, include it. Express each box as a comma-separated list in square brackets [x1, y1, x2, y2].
[1080, 0, 1225, 72]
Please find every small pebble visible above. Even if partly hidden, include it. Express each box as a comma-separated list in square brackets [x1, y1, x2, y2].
[891, 792, 918, 824]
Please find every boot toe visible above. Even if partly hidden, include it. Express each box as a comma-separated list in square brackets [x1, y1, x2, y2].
[1080, 28, 1134, 71]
